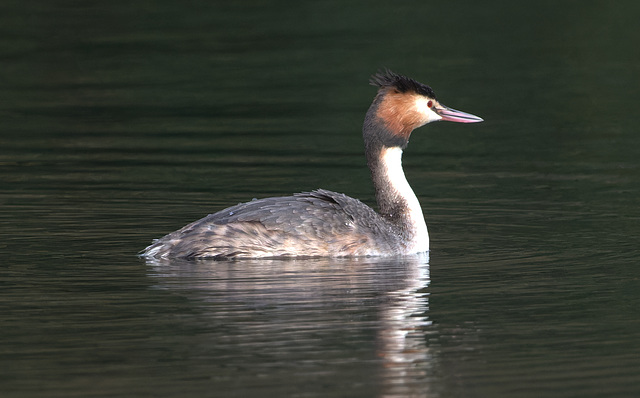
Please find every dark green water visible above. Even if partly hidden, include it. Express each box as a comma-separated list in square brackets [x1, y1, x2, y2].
[2, 1, 639, 397]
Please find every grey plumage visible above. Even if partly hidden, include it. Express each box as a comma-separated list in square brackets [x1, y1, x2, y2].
[142, 189, 402, 259]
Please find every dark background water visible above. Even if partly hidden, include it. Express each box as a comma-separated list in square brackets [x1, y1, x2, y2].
[1, 1, 639, 397]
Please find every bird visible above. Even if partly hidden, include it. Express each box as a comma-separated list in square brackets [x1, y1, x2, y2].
[141, 70, 482, 259]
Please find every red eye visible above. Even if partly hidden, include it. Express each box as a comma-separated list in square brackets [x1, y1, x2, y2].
[427, 100, 433, 108]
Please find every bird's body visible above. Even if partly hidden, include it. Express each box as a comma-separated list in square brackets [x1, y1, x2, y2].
[142, 70, 482, 259]
[143, 189, 405, 258]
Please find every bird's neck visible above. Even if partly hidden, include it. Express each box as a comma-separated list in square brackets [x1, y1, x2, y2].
[366, 145, 429, 252]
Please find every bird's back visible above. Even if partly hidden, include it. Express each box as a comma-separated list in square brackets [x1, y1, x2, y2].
[142, 189, 402, 259]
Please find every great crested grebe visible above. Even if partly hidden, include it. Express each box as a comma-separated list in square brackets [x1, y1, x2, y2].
[142, 70, 482, 259]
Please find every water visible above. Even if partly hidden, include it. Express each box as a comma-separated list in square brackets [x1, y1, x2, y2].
[2, 1, 640, 397]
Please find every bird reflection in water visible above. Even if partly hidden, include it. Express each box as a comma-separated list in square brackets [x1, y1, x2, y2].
[146, 253, 434, 396]
[376, 253, 434, 397]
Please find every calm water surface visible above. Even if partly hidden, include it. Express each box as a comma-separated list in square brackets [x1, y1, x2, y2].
[1, 1, 639, 397]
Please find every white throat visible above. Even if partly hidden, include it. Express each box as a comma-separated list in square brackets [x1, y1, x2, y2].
[380, 147, 429, 253]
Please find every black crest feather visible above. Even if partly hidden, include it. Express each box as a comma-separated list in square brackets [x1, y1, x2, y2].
[370, 69, 437, 99]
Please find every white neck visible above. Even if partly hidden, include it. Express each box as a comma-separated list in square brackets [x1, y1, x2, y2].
[379, 147, 429, 253]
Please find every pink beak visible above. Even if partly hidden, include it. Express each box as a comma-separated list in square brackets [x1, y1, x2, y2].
[436, 104, 483, 123]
